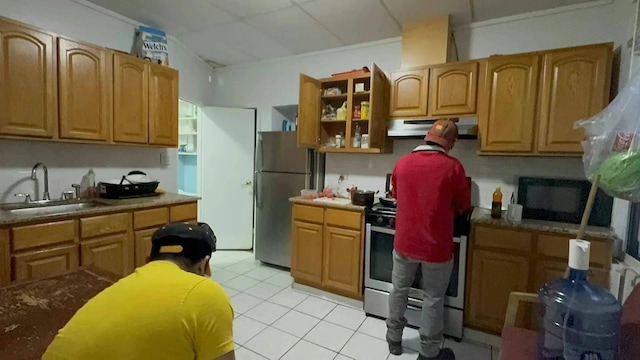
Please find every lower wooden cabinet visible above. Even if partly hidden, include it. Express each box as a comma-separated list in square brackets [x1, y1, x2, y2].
[322, 226, 362, 295]
[134, 228, 155, 268]
[465, 224, 614, 334]
[290, 204, 364, 299]
[13, 244, 79, 282]
[291, 220, 323, 284]
[81, 234, 127, 277]
[467, 249, 529, 332]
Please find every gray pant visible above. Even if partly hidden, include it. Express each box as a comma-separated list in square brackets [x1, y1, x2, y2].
[386, 250, 453, 358]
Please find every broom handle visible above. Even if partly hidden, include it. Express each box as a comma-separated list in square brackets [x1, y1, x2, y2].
[577, 174, 601, 240]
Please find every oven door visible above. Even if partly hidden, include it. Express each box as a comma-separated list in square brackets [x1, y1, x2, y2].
[365, 224, 466, 308]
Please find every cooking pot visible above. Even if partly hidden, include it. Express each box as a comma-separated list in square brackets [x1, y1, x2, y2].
[351, 190, 378, 207]
[379, 197, 397, 208]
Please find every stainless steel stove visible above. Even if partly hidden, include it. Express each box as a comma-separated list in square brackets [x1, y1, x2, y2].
[363, 204, 471, 341]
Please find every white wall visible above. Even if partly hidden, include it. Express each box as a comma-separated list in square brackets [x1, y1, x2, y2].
[0, 0, 215, 202]
[211, 0, 637, 238]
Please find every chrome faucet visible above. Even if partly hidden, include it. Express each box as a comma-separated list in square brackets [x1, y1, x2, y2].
[31, 162, 50, 201]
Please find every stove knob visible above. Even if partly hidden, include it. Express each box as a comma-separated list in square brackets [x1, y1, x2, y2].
[376, 216, 384, 225]
[389, 217, 395, 228]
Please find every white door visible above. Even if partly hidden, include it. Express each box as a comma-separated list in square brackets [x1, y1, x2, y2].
[201, 107, 255, 250]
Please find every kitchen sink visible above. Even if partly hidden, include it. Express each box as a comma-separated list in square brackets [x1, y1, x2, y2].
[1, 199, 109, 216]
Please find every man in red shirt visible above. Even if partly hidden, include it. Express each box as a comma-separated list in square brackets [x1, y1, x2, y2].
[386, 119, 470, 360]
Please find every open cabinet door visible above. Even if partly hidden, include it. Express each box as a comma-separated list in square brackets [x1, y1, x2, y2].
[369, 63, 391, 151]
[298, 74, 320, 148]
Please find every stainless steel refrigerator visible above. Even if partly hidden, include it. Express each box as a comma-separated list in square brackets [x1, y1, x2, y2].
[255, 131, 324, 268]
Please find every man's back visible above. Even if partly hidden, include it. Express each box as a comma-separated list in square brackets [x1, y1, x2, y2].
[44, 261, 233, 360]
[393, 149, 469, 263]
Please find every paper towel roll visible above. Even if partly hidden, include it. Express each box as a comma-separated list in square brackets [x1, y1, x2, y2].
[568, 239, 591, 271]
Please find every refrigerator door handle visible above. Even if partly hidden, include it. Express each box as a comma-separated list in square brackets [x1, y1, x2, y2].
[255, 171, 262, 208]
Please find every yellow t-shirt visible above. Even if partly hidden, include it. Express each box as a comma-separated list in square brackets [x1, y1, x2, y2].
[43, 261, 234, 360]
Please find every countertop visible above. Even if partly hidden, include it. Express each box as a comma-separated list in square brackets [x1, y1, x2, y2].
[0, 193, 200, 226]
[289, 196, 367, 212]
[471, 207, 614, 239]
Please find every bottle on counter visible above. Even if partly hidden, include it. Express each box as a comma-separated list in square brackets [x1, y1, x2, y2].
[491, 187, 502, 218]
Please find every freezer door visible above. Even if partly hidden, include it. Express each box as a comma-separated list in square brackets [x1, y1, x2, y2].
[255, 171, 307, 267]
[259, 132, 309, 174]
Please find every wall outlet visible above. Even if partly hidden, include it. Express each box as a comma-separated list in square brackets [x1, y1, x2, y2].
[159, 151, 169, 166]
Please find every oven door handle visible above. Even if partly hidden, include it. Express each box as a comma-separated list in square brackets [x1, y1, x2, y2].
[370, 225, 395, 235]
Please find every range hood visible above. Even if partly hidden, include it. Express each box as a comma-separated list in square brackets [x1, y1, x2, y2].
[388, 117, 478, 139]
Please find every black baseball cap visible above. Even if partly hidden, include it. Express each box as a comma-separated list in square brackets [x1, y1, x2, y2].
[150, 222, 217, 263]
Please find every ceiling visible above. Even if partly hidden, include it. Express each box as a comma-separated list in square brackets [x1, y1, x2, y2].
[87, 0, 596, 67]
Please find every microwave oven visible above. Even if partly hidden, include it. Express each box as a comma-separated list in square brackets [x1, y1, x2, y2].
[517, 177, 613, 227]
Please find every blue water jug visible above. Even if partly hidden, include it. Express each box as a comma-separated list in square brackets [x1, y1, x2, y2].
[538, 240, 621, 360]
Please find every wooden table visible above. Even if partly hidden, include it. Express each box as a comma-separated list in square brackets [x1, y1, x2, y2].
[0, 268, 119, 360]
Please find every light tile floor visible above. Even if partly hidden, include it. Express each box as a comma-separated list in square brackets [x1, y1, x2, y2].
[210, 251, 498, 360]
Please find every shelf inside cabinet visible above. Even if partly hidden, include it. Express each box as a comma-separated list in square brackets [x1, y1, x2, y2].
[321, 93, 347, 100]
[321, 119, 346, 123]
[352, 118, 369, 122]
[353, 91, 370, 98]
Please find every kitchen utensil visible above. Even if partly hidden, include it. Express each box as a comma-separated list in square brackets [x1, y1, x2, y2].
[379, 197, 397, 208]
[351, 190, 378, 207]
[385, 173, 393, 197]
[507, 204, 523, 222]
[98, 171, 159, 199]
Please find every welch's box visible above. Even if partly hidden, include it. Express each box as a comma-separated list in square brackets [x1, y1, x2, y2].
[135, 26, 169, 66]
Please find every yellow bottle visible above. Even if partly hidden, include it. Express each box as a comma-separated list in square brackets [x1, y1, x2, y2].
[491, 187, 503, 219]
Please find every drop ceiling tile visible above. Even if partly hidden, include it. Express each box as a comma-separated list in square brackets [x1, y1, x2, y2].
[382, 0, 472, 26]
[246, 7, 344, 54]
[211, 0, 293, 18]
[135, 0, 236, 35]
[85, 0, 163, 26]
[301, 0, 400, 44]
[179, 29, 258, 65]
[471, 0, 595, 22]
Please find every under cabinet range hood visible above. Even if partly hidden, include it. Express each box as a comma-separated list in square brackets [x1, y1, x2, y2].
[387, 117, 478, 139]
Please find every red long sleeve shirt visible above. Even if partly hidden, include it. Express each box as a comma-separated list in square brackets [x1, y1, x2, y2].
[392, 146, 470, 263]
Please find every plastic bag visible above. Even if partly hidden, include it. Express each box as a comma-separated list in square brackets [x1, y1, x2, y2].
[576, 72, 640, 201]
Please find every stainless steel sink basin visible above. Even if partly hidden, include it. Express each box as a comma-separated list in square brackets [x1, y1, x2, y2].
[1, 199, 108, 216]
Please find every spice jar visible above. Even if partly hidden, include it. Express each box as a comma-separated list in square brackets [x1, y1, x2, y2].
[361, 101, 370, 119]
[353, 105, 361, 120]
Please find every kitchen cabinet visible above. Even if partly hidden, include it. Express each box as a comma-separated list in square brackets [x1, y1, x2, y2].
[149, 63, 179, 146]
[428, 61, 478, 116]
[13, 244, 79, 282]
[467, 249, 529, 332]
[297, 64, 392, 153]
[290, 203, 365, 299]
[113, 53, 149, 144]
[0, 18, 56, 138]
[465, 223, 614, 334]
[389, 69, 429, 118]
[58, 38, 110, 141]
[537, 44, 612, 153]
[478, 54, 540, 153]
[291, 220, 324, 284]
[0, 199, 198, 287]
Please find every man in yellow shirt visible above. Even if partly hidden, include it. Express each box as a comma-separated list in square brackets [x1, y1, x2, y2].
[44, 222, 235, 360]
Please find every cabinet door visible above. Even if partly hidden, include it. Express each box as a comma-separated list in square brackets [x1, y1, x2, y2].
[466, 249, 529, 334]
[478, 55, 540, 153]
[538, 45, 611, 153]
[58, 38, 109, 141]
[389, 69, 428, 118]
[298, 74, 321, 148]
[369, 63, 390, 150]
[13, 244, 79, 282]
[322, 226, 361, 296]
[81, 234, 127, 276]
[291, 220, 323, 284]
[0, 19, 56, 138]
[113, 53, 148, 144]
[149, 63, 178, 146]
[428, 61, 478, 116]
[134, 228, 155, 268]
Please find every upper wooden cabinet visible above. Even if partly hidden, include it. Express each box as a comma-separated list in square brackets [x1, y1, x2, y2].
[58, 38, 110, 141]
[149, 63, 179, 147]
[389, 69, 428, 118]
[478, 54, 540, 153]
[297, 63, 391, 153]
[0, 18, 56, 138]
[113, 53, 149, 144]
[428, 61, 478, 116]
[537, 44, 612, 153]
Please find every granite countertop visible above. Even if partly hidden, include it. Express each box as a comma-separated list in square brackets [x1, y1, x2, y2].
[0, 193, 200, 226]
[471, 207, 614, 239]
[289, 196, 367, 212]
